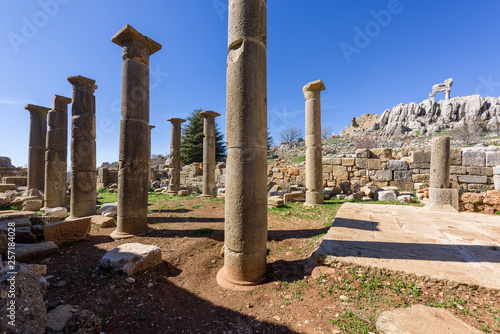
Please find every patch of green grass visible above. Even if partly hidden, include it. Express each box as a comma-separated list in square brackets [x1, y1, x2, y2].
[0, 205, 19, 211]
[329, 311, 376, 334]
[191, 228, 215, 236]
[191, 204, 204, 209]
[97, 190, 118, 205]
[291, 155, 306, 164]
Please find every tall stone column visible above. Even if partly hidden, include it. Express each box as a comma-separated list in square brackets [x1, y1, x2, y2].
[425, 136, 458, 212]
[200, 110, 220, 198]
[217, 0, 268, 290]
[110, 24, 162, 240]
[68, 75, 98, 218]
[149, 125, 155, 183]
[25, 104, 50, 192]
[43, 95, 72, 209]
[303, 80, 326, 206]
[166, 118, 185, 195]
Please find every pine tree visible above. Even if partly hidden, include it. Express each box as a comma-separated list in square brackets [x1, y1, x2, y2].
[180, 109, 226, 164]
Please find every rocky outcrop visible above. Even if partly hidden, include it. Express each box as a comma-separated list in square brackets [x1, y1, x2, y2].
[341, 113, 380, 136]
[371, 95, 500, 136]
[0, 157, 14, 168]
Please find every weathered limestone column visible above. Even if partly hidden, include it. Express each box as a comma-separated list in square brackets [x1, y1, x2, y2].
[110, 24, 162, 240]
[200, 110, 220, 198]
[43, 95, 72, 209]
[217, 0, 268, 290]
[25, 104, 50, 192]
[68, 75, 98, 218]
[166, 118, 185, 194]
[303, 80, 326, 206]
[425, 136, 458, 212]
[148, 125, 155, 183]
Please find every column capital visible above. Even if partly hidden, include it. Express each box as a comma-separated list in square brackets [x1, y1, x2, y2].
[112, 24, 162, 65]
[24, 104, 50, 114]
[303, 79, 326, 95]
[167, 118, 186, 124]
[53, 95, 72, 106]
[200, 110, 221, 119]
[148, 125, 156, 130]
[67, 75, 98, 93]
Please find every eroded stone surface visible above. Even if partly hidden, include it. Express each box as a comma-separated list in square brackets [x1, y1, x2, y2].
[315, 203, 500, 291]
[43, 217, 91, 245]
[376, 304, 481, 334]
[98, 243, 162, 276]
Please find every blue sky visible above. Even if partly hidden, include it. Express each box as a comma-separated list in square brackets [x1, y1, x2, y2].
[1, 0, 500, 167]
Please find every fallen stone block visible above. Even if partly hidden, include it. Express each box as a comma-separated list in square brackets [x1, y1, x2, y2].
[283, 191, 305, 203]
[1, 226, 36, 243]
[90, 215, 116, 228]
[376, 305, 482, 334]
[16, 242, 58, 262]
[0, 218, 32, 229]
[43, 207, 68, 223]
[0, 264, 47, 333]
[2, 176, 27, 186]
[0, 184, 17, 192]
[46, 304, 75, 334]
[97, 203, 117, 218]
[43, 217, 91, 245]
[397, 194, 414, 203]
[22, 199, 43, 211]
[268, 196, 284, 207]
[0, 210, 37, 221]
[98, 243, 162, 276]
[376, 190, 398, 201]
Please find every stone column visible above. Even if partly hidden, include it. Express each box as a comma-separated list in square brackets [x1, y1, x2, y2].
[425, 136, 458, 212]
[303, 80, 326, 206]
[148, 125, 155, 183]
[68, 75, 98, 218]
[200, 111, 220, 198]
[25, 104, 50, 192]
[217, 0, 268, 290]
[166, 118, 185, 195]
[43, 95, 72, 209]
[110, 24, 162, 240]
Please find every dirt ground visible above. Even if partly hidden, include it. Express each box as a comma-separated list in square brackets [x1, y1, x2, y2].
[37, 195, 499, 334]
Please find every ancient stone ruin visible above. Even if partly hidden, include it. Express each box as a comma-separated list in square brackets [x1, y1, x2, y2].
[303, 79, 326, 206]
[429, 78, 453, 101]
[24, 104, 50, 192]
[217, 0, 268, 290]
[200, 110, 220, 198]
[166, 118, 185, 195]
[110, 24, 162, 240]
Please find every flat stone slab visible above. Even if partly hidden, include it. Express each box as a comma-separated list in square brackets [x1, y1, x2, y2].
[0, 210, 37, 221]
[98, 243, 162, 276]
[90, 215, 116, 228]
[43, 217, 91, 245]
[376, 304, 482, 333]
[16, 242, 58, 262]
[314, 203, 500, 292]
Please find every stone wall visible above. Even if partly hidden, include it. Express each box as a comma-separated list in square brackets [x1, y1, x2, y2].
[267, 147, 499, 192]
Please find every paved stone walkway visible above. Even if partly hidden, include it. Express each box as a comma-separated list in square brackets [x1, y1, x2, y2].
[314, 203, 500, 291]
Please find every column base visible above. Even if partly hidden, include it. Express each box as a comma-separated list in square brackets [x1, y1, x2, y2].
[110, 226, 153, 240]
[425, 188, 459, 213]
[216, 267, 265, 291]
